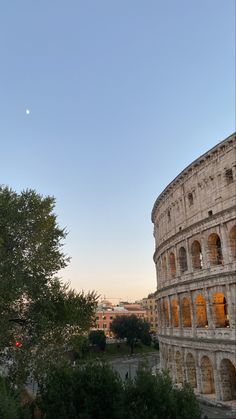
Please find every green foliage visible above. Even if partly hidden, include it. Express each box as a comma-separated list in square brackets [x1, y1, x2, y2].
[0, 186, 98, 385]
[40, 362, 123, 419]
[153, 341, 159, 350]
[123, 369, 201, 419]
[110, 315, 151, 353]
[89, 330, 106, 351]
[0, 376, 30, 419]
[70, 335, 90, 358]
[39, 363, 201, 419]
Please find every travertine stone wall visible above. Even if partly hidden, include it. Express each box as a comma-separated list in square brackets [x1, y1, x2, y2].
[152, 133, 236, 402]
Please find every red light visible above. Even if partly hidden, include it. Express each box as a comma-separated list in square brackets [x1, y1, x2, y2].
[15, 340, 22, 348]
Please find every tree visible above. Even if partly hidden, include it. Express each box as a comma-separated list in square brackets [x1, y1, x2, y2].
[0, 376, 30, 419]
[0, 186, 98, 384]
[39, 363, 201, 419]
[110, 315, 151, 354]
[40, 362, 123, 419]
[123, 368, 201, 419]
[89, 330, 106, 351]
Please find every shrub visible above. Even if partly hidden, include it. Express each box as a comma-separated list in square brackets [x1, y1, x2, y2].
[0, 376, 30, 419]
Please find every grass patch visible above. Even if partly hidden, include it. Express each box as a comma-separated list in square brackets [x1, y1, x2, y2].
[77, 342, 159, 361]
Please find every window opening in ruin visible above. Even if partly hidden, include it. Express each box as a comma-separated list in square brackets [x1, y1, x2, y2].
[163, 299, 170, 327]
[212, 293, 229, 327]
[175, 352, 183, 384]
[167, 209, 171, 222]
[171, 299, 179, 327]
[208, 233, 223, 265]
[181, 297, 192, 327]
[162, 256, 167, 277]
[157, 261, 162, 284]
[208, 210, 213, 216]
[186, 353, 197, 388]
[225, 168, 234, 185]
[188, 192, 193, 206]
[201, 356, 215, 394]
[169, 252, 176, 278]
[229, 225, 236, 258]
[191, 240, 203, 269]
[220, 359, 236, 401]
[179, 246, 188, 273]
[195, 295, 208, 327]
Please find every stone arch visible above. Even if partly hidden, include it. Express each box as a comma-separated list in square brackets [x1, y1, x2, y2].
[191, 240, 203, 269]
[186, 353, 197, 388]
[195, 294, 208, 327]
[171, 299, 179, 327]
[175, 351, 183, 383]
[212, 292, 229, 327]
[162, 255, 167, 277]
[207, 233, 223, 265]
[157, 260, 162, 284]
[229, 225, 236, 258]
[169, 252, 176, 278]
[220, 359, 236, 401]
[181, 296, 192, 327]
[160, 300, 165, 328]
[179, 246, 188, 273]
[200, 356, 215, 394]
[163, 299, 170, 327]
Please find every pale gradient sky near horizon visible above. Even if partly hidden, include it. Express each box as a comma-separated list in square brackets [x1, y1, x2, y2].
[0, 1, 235, 302]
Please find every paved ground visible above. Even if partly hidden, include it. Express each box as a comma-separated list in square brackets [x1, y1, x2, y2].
[109, 353, 236, 419]
[109, 351, 160, 380]
[198, 402, 236, 419]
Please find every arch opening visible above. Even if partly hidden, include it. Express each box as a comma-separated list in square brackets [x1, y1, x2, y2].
[195, 294, 208, 327]
[181, 297, 192, 327]
[212, 293, 229, 328]
[229, 226, 236, 259]
[179, 246, 188, 273]
[207, 233, 223, 265]
[169, 252, 176, 278]
[200, 356, 215, 394]
[175, 351, 183, 384]
[220, 359, 236, 401]
[191, 240, 203, 270]
[163, 299, 170, 327]
[171, 299, 179, 327]
[162, 255, 167, 278]
[186, 353, 197, 388]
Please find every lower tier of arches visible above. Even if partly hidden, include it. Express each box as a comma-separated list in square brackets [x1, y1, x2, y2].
[159, 341, 236, 402]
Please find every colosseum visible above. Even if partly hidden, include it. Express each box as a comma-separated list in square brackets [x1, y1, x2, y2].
[151, 132, 236, 402]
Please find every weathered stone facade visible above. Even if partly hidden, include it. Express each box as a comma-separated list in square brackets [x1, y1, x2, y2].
[151, 132, 236, 401]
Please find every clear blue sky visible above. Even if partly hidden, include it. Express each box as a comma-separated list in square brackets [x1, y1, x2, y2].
[1, 1, 235, 301]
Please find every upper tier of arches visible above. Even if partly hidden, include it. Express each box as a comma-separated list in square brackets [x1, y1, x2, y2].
[156, 224, 236, 284]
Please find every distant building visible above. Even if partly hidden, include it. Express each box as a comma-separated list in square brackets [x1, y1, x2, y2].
[140, 293, 158, 333]
[95, 301, 147, 337]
